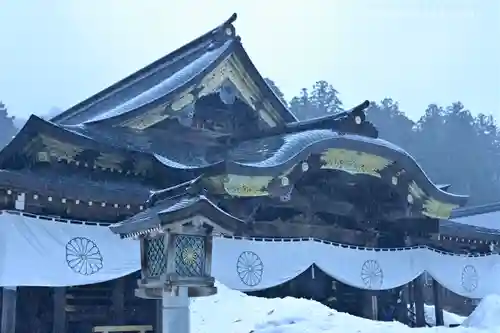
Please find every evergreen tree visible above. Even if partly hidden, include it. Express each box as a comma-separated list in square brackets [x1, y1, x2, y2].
[309, 80, 343, 115]
[290, 88, 312, 121]
[0, 101, 17, 148]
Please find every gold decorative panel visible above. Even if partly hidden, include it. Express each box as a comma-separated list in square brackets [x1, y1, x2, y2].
[320, 149, 391, 177]
[39, 135, 84, 161]
[408, 181, 425, 200]
[222, 174, 273, 197]
[423, 198, 459, 219]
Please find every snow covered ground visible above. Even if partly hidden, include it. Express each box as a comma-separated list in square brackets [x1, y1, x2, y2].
[424, 304, 465, 327]
[191, 283, 500, 332]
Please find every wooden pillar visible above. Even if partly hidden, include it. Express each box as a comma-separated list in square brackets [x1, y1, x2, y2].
[361, 291, 378, 320]
[155, 299, 162, 333]
[413, 276, 426, 327]
[112, 278, 125, 325]
[53, 287, 66, 333]
[432, 279, 444, 326]
[371, 294, 379, 320]
[1, 287, 17, 333]
[394, 286, 409, 324]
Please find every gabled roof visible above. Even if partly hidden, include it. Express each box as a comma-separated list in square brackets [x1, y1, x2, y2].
[50, 14, 297, 127]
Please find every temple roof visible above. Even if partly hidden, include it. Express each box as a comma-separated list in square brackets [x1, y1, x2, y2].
[0, 15, 469, 222]
[1, 100, 467, 219]
[50, 14, 297, 128]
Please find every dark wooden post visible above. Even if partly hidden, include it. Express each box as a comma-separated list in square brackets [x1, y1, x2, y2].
[413, 276, 426, 327]
[112, 278, 125, 324]
[371, 293, 379, 320]
[432, 279, 444, 326]
[1, 287, 17, 333]
[361, 290, 378, 320]
[155, 299, 162, 333]
[53, 287, 66, 333]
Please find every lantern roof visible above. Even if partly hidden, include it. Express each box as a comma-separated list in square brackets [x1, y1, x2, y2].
[109, 194, 246, 238]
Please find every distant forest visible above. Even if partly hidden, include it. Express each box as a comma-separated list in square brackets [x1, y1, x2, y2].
[1, 78, 499, 206]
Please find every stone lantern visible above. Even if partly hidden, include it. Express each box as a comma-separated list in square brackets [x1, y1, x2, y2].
[137, 216, 217, 299]
[109, 194, 243, 333]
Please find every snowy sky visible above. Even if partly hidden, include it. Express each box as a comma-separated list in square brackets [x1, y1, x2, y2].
[0, 0, 498, 121]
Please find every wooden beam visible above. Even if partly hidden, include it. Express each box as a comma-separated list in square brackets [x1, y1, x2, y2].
[1, 287, 17, 333]
[112, 278, 125, 325]
[413, 276, 426, 327]
[248, 221, 374, 245]
[155, 299, 162, 333]
[433, 279, 444, 326]
[361, 291, 378, 320]
[53, 287, 66, 333]
[371, 294, 379, 320]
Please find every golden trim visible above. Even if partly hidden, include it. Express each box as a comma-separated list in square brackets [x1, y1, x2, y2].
[408, 181, 425, 200]
[222, 174, 273, 197]
[422, 198, 458, 219]
[320, 149, 391, 177]
[39, 135, 84, 160]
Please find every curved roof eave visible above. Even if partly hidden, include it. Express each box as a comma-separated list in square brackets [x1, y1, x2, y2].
[2, 117, 467, 209]
[223, 130, 467, 205]
[0, 115, 57, 165]
[0, 115, 125, 161]
[50, 14, 239, 126]
[0, 115, 185, 176]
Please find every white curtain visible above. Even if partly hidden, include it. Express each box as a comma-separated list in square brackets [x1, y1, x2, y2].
[312, 241, 424, 290]
[212, 237, 312, 291]
[2, 211, 500, 299]
[424, 250, 497, 298]
[212, 237, 500, 298]
[0, 212, 140, 286]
